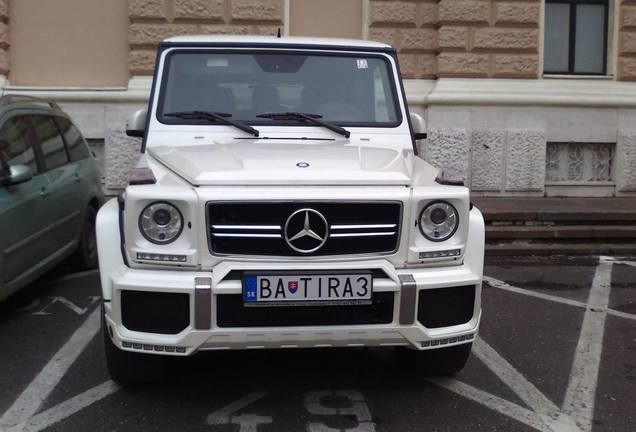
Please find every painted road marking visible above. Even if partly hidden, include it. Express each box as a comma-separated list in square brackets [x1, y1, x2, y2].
[305, 390, 375, 432]
[0, 307, 101, 431]
[427, 377, 554, 432]
[50, 269, 99, 283]
[561, 258, 613, 432]
[206, 391, 271, 431]
[483, 275, 636, 322]
[472, 338, 573, 431]
[483, 276, 588, 309]
[7, 381, 120, 432]
[600, 257, 636, 268]
[1, 256, 631, 431]
[32, 296, 100, 316]
[607, 309, 636, 321]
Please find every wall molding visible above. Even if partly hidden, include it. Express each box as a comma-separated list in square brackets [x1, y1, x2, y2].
[418, 78, 636, 108]
[2, 76, 636, 109]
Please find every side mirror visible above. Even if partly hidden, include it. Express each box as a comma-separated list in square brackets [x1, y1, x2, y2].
[126, 109, 147, 138]
[409, 112, 427, 153]
[2, 164, 33, 186]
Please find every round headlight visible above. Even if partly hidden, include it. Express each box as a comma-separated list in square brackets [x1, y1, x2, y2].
[139, 202, 183, 244]
[419, 201, 459, 242]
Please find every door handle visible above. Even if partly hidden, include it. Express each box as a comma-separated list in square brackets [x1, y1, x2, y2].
[74, 172, 81, 182]
[40, 187, 50, 198]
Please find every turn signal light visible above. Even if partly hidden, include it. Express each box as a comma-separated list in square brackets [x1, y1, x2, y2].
[421, 333, 474, 347]
[419, 249, 461, 259]
[129, 167, 156, 185]
[122, 341, 186, 353]
[137, 252, 186, 262]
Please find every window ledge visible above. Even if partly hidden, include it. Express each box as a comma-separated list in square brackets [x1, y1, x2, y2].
[543, 74, 614, 80]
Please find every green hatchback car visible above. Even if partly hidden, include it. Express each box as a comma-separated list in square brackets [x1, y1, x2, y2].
[0, 95, 102, 301]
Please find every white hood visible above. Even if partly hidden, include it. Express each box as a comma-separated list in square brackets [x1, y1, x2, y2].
[148, 139, 413, 186]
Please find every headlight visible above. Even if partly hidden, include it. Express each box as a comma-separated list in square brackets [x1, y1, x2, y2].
[139, 202, 183, 244]
[418, 201, 459, 242]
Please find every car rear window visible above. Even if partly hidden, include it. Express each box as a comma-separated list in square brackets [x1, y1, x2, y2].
[54, 117, 89, 161]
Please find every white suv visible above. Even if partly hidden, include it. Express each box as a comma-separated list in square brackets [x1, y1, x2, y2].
[96, 35, 485, 384]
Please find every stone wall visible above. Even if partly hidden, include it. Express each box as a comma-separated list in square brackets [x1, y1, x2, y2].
[437, 0, 540, 78]
[128, 0, 285, 75]
[367, 0, 438, 78]
[367, 0, 541, 79]
[425, 105, 636, 196]
[620, 0, 636, 80]
[0, 0, 8, 75]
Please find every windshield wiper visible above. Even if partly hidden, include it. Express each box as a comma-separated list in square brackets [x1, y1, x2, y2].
[256, 112, 350, 138]
[164, 111, 259, 137]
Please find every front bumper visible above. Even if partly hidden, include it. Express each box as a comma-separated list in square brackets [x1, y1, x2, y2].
[103, 260, 482, 356]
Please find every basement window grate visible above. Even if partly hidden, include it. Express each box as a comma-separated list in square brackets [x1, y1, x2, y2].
[545, 142, 615, 184]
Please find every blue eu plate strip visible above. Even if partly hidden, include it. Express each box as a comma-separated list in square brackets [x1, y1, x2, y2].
[243, 275, 258, 302]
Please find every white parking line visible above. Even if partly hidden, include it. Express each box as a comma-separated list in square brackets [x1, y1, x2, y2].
[0, 307, 101, 431]
[472, 338, 564, 428]
[483, 275, 636, 322]
[7, 381, 120, 432]
[561, 259, 613, 432]
[482, 276, 587, 309]
[206, 391, 269, 425]
[51, 269, 99, 283]
[607, 309, 636, 321]
[427, 377, 554, 432]
[599, 257, 636, 268]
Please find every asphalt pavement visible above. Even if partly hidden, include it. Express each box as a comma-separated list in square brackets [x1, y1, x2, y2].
[0, 255, 634, 432]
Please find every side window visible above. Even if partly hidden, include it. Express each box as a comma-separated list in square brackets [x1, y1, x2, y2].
[54, 117, 89, 161]
[30, 115, 69, 171]
[0, 116, 37, 174]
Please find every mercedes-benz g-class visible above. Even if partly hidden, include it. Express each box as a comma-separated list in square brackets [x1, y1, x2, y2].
[96, 35, 485, 383]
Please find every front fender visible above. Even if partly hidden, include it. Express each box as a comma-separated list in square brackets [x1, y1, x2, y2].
[96, 198, 125, 301]
[465, 206, 485, 279]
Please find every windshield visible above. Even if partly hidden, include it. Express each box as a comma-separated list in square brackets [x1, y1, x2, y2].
[157, 51, 401, 127]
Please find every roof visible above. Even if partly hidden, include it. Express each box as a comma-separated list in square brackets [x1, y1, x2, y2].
[0, 94, 61, 111]
[162, 35, 393, 50]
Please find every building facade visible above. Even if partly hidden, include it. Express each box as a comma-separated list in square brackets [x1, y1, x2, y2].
[1, 0, 635, 197]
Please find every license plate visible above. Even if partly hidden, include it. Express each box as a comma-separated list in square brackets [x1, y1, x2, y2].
[242, 273, 372, 306]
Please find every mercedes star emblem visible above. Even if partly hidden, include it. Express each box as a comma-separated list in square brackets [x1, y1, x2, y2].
[284, 208, 329, 254]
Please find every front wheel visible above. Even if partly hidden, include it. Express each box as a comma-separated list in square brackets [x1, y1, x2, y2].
[102, 314, 167, 385]
[397, 342, 472, 376]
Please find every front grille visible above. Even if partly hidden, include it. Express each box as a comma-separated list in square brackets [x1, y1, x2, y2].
[208, 202, 402, 256]
[417, 285, 475, 328]
[216, 292, 394, 327]
[121, 290, 190, 334]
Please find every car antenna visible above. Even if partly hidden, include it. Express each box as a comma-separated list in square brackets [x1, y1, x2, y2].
[277, 27, 281, 38]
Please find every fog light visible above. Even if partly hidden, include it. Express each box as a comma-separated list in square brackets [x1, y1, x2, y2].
[419, 249, 461, 259]
[137, 252, 187, 262]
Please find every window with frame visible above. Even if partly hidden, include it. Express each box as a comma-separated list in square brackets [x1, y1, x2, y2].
[30, 115, 69, 171]
[53, 117, 90, 162]
[544, 0, 609, 75]
[0, 117, 37, 174]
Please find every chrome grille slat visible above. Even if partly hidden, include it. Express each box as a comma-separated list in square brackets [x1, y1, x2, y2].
[212, 233, 282, 238]
[212, 225, 281, 230]
[329, 232, 396, 238]
[331, 224, 396, 230]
